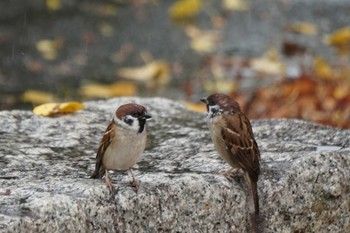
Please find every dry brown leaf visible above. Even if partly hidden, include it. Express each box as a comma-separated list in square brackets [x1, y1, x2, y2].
[21, 90, 55, 105]
[79, 82, 137, 98]
[117, 60, 170, 86]
[33, 102, 84, 117]
[169, 0, 202, 20]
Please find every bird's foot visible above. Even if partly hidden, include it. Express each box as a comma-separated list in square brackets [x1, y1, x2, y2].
[217, 168, 241, 181]
[130, 179, 139, 192]
[129, 168, 139, 192]
[104, 172, 115, 193]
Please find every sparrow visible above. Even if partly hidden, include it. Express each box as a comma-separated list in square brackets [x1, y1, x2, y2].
[201, 93, 261, 215]
[91, 103, 152, 192]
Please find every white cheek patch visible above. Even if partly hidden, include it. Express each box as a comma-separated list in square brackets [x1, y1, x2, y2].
[114, 115, 140, 133]
[208, 104, 220, 118]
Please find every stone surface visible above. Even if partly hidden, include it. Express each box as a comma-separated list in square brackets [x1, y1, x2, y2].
[0, 97, 349, 232]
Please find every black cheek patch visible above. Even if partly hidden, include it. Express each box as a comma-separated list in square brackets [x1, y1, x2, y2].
[125, 118, 133, 126]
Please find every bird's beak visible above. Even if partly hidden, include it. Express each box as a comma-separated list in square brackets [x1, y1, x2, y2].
[142, 113, 152, 120]
[200, 98, 208, 104]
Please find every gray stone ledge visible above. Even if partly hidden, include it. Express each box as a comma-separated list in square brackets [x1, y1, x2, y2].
[0, 97, 349, 232]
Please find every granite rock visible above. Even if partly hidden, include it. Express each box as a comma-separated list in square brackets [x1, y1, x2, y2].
[0, 97, 349, 232]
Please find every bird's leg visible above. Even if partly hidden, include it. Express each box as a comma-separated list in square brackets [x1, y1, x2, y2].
[128, 168, 139, 191]
[104, 169, 115, 192]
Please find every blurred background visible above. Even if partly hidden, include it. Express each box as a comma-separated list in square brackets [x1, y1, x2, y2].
[0, 0, 349, 128]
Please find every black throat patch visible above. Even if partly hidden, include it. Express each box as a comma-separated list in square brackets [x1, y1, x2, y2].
[138, 119, 146, 133]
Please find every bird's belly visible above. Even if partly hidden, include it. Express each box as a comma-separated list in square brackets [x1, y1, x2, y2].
[212, 135, 236, 166]
[209, 120, 239, 168]
[103, 132, 146, 170]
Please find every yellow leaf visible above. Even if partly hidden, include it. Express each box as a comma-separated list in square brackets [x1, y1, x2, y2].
[169, 0, 202, 20]
[186, 26, 220, 53]
[46, 0, 61, 11]
[98, 22, 114, 37]
[58, 102, 85, 113]
[79, 82, 137, 98]
[21, 90, 55, 105]
[334, 85, 349, 100]
[117, 60, 170, 86]
[288, 22, 318, 35]
[222, 0, 250, 11]
[251, 57, 284, 75]
[314, 57, 333, 80]
[324, 26, 350, 54]
[182, 101, 207, 112]
[326, 26, 350, 46]
[33, 103, 59, 116]
[203, 80, 237, 94]
[33, 102, 84, 117]
[36, 38, 63, 60]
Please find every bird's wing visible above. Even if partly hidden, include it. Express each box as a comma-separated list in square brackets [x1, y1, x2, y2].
[221, 113, 260, 181]
[90, 121, 114, 179]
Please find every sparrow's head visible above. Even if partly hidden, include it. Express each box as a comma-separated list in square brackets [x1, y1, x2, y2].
[200, 93, 241, 118]
[114, 103, 152, 133]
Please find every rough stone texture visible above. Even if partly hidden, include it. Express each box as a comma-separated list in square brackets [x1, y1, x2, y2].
[0, 97, 349, 232]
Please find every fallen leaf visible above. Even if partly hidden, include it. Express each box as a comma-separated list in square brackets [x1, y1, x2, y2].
[222, 0, 250, 11]
[117, 60, 170, 87]
[326, 26, 350, 46]
[251, 56, 284, 75]
[314, 57, 333, 80]
[46, 0, 61, 11]
[98, 22, 114, 37]
[21, 90, 55, 105]
[333, 85, 349, 100]
[169, 0, 202, 20]
[282, 76, 316, 97]
[282, 41, 307, 57]
[182, 101, 207, 112]
[58, 102, 85, 113]
[33, 102, 84, 117]
[186, 26, 220, 53]
[203, 80, 237, 94]
[325, 26, 350, 54]
[287, 22, 318, 35]
[36, 38, 63, 60]
[79, 82, 137, 98]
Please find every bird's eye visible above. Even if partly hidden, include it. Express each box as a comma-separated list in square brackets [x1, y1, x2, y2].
[131, 112, 138, 117]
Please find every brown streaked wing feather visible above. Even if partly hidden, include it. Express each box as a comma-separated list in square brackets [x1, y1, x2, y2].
[221, 113, 260, 181]
[90, 121, 114, 179]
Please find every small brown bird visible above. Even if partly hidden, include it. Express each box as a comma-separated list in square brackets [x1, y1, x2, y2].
[201, 93, 261, 215]
[91, 103, 152, 192]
